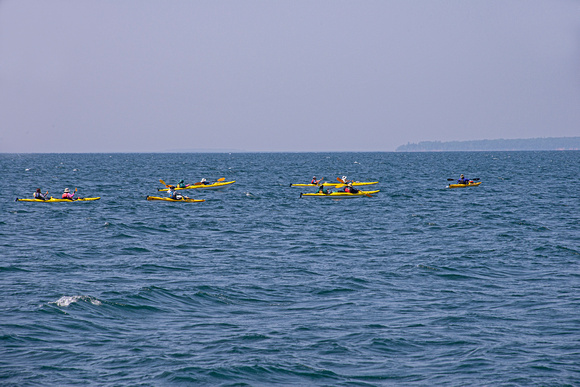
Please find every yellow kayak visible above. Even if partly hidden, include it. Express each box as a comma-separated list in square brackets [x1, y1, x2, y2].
[15, 197, 101, 202]
[158, 181, 235, 191]
[447, 182, 482, 189]
[146, 196, 205, 203]
[300, 190, 379, 199]
[290, 181, 378, 188]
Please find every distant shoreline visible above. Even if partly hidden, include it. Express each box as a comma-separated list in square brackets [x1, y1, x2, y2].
[396, 137, 580, 152]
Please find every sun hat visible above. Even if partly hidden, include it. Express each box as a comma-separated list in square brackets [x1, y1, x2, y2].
[64, 188, 70, 193]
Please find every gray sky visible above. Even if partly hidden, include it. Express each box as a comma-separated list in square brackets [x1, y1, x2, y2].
[1, 0, 579, 152]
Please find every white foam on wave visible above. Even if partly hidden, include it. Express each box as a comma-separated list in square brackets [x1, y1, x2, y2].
[54, 295, 102, 307]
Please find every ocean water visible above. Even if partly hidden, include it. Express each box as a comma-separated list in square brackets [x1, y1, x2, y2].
[1, 151, 579, 386]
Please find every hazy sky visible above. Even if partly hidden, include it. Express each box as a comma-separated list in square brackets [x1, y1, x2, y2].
[1, 0, 579, 152]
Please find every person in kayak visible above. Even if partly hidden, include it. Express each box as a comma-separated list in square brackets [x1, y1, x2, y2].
[311, 176, 322, 185]
[177, 179, 187, 188]
[62, 188, 75, 200]
[34, 188, 48, 200]
[167, 186, 182, 200]
[344, 183, 359, 194]
[316, 185, 330, 194]
[457, 174, 470, 185]
[200, 178, 211, 185]
[167, 186, 187, 200]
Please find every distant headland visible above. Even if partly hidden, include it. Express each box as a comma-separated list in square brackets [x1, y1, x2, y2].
[396, 137, 580, 152]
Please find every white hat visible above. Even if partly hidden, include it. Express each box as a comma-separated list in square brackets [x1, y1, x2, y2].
[201, 178, 207, 182]
[64, 188, 70, 193]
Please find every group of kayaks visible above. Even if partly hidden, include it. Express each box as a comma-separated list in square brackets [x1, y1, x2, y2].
[15, 175, 481, 203]
[144, 178, 235, 203]
[292, 177, 380, 199]
[15, 178, 236, 204]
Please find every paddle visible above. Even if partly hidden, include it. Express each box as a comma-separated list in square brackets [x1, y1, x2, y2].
[217, 177, 226, 182]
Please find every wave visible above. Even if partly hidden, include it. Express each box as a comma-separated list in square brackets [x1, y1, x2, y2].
[52, 295, 102, 307]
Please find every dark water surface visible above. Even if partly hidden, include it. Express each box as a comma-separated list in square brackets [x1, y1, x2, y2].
[1, 152, 579, 386]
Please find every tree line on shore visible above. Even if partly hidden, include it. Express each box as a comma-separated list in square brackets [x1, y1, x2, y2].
[396, 137, 580, 152]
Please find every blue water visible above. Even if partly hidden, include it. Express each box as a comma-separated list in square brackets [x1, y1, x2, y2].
[1, 151, 579, 386]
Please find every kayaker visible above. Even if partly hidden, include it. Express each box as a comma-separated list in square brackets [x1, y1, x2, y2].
[33, 188, 48, 200]
[200, 178, 210, 185]
[62, 188, 75, 200]
[311, 176, 322, 185]
[316, 185, 329, 194]
[345, 182, 359, 194]
[177, 179, 187, 188]
[167, 185, 182, 200]
[457, 174, 470, 184]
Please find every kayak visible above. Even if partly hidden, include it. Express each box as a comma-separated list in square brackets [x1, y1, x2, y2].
[447, 182, 482, 189]
[158, 181, 235, 191]
[146, 196, 205, 203]
[300, 190, 380, 199]
[290, 181, 378, 188]
[15, 197, 101, 202]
